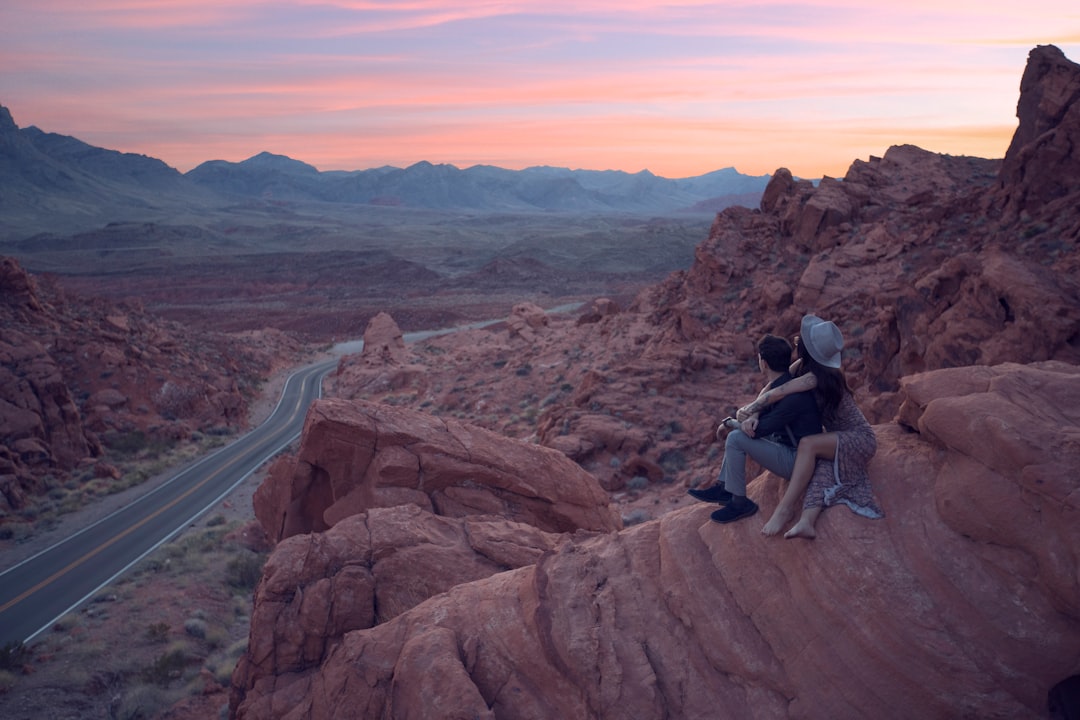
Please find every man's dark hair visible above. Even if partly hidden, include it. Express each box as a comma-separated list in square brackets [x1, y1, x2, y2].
[757, 334, 792, 372]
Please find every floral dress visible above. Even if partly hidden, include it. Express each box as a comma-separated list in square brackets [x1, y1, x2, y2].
[805, 391, 883, 518]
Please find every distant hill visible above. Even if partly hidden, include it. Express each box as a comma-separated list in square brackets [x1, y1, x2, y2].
[0, 102, 772, 239]
[0, 105, 218, 238]
[185, 156, 771, 213]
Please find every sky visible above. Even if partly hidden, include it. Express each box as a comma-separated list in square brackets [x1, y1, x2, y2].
[1, 1, 1079, 179]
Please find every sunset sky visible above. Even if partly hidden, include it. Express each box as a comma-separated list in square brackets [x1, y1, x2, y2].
[2, 1, 1078, 179]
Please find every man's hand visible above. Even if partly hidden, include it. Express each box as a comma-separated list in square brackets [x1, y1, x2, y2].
[715, 417, 741, 440]
[741, 415, 759, 438]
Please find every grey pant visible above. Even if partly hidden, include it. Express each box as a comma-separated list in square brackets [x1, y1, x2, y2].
[717, 429, 797, 496]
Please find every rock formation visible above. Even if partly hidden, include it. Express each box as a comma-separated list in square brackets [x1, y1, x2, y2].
[252, 397, 621, 543]
[0, 256, 296, 516]
[1000, 44, 1080, 220]
[333, 312, 425, 396]
[232, 362, 1080, 719]
[231, 504, 565, 705]
[231, 45, 1080, 719]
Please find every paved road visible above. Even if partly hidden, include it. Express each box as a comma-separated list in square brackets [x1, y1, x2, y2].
[0, 357, 336, 645]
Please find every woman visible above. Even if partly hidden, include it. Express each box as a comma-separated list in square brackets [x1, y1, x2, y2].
[737, 314, 882, 539]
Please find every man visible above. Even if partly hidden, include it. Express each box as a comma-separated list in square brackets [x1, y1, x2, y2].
[688, 334, 822, 524]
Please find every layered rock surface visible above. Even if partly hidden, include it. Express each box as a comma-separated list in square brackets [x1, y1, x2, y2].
[252, 397, 621, 543]
[232, 362, 1080, 719]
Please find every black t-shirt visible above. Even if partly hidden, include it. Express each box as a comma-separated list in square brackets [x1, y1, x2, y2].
[755, 372, 822, 446]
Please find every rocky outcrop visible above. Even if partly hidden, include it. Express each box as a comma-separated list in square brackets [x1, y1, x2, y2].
[232, 362, 1080, 719]
[507, 301, 550, 343]
[0, 256, 292, 515]
[230, 505, 564, 707]
[252, 397, 621, 543]
[228, 46, 1080, 719]
[1000, 44, 1080, 219]
[308, 46, 1080, 511]
[332, 312, 425, 396]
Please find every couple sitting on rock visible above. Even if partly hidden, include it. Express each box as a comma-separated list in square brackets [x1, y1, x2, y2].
[688, 314, 883, 539]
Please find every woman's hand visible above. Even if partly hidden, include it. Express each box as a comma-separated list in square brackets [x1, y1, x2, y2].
[740, 415, 759, 438]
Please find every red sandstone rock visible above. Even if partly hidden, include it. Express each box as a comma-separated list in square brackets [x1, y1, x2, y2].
[232, 363, 1080, 719]
[1000, 45, 1080, 220]
[360, 311, 406, 363]
[230, 504, 564, 705]
[0, 256, 293, 513]
[576, 297, 621, 325]
[332, 312, 427, 396]
[252, 397, 621, 542]
[507, 301, 549, 343]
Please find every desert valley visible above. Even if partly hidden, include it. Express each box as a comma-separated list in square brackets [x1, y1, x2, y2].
[1, 44, 1079, 720]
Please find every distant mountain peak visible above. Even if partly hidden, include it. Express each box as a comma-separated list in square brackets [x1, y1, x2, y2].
[240, 151, 319, 174]
[0, 105, 17, 133]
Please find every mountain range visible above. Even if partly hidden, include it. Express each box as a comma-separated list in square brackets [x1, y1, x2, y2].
[0, 103, 771, 240]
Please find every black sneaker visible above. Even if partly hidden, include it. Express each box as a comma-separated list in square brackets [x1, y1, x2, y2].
[687, 485, 733, 504]
[710, 498, 759, 524]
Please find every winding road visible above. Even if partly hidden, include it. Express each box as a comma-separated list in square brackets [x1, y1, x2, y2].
[0, 357, 337, 645]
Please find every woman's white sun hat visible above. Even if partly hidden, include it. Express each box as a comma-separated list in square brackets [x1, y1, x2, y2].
[801, 314, 844, 368]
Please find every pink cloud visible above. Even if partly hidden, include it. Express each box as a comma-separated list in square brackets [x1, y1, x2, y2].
[1, 0, 1077, 178]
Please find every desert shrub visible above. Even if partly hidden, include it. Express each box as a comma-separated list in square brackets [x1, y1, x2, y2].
[142, 646, 189, 687]
[183, 618, 207, 639]
[210, 656, 238, 686]
[660, 420, 685, 440]
[104, 430, 149, 459]
[622, 509, 650, 526]
[204, 626, 229, 650]
[0, 641, 28, 671]
[155, 381, 200, 420]
[0, 670, 16, 694]
[226, 552, 265, 591]
[626, 475, 649, 491]
[658, 449, 687, 475]
[114, 683, 170, 720]
[145, 622, 170, 644]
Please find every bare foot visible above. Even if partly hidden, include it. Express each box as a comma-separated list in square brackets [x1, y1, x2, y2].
[760, 506, 793, 536]
[784, 522, 817, 540]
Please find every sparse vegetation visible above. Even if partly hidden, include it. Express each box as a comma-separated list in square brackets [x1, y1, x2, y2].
[0, 517, 262, 717]
[226, 551, 266, 592]
[146, 622, 170, 644]
[0, 641, 28, 672]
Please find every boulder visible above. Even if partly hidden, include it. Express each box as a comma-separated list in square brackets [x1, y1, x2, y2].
[360, 311, 407, 364]
[252, 398, 622, 543]
[507, 302, 549, 342]
[230, 504, 563, 705]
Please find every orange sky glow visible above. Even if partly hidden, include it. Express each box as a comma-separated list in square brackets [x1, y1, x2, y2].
[1, 1, 1078, 179]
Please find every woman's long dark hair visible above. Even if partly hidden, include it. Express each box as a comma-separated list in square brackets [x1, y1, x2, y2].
[795, 337, 850, 425]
